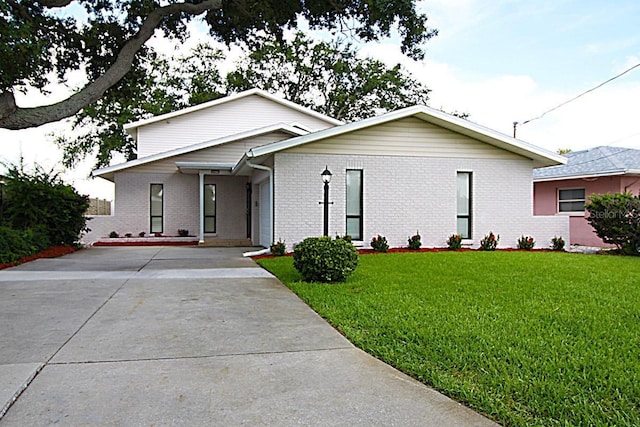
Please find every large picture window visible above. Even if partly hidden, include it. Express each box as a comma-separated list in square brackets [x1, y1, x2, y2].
[457, 172, 472, 239]
[346, 170, 363, 240]
[204, 184, 216, 233]
[558, 188, 585, 213]
[150, 183, 163, 233]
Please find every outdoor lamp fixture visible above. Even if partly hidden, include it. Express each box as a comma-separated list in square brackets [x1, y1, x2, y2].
[320, 166, 333, 236]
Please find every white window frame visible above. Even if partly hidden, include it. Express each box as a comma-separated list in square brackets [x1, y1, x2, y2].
[557, 187, 586, 215]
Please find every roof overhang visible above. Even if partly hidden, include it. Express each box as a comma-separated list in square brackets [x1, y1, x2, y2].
[534, 169, 640, 182]
[175, 162, 235, 175]
[244, 105, 566, 168]
[92, 123, 307, 181]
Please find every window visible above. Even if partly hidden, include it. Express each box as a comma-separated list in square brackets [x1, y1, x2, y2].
[150, 184, 163, 233]
[346, 170, 363, 240]
[558, 188, 585, 213]
[204, 184, 216, 233]
[457, 172, 472, 239]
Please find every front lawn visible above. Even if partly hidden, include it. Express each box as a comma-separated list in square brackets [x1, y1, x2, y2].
[257, 251, 640, 426]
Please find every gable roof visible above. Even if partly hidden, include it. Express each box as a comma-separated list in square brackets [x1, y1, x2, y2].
[241, 105, 566, 168]
[123, 89, 343, 137]
[93, 123, 308, 181]
[533, 146, 640, 181]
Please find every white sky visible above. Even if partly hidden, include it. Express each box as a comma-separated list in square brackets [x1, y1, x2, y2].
[1, 0, 639, 199]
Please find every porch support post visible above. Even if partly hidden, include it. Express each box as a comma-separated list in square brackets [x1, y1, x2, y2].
[199, 170, 205, 244]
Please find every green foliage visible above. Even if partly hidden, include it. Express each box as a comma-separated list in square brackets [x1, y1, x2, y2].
[586, 192, 640, 255]
[407, 231, 421, 250]
[479, 232, 499, 251]
[2, 0, 435, 130]
[370, 234, 389, 252]
[270, 239, 286, 256]
[0, 226, 32, 263]
[517, 235, 535, 250]
[227, 32, 432, 122]
[335, 234, 352, 243]
[2, 161, 90, 246]
[259, 251, 640, 426]
[447, 234, 462, 250]
[293, 236, 358, 283]
[551, 236, 565, 251]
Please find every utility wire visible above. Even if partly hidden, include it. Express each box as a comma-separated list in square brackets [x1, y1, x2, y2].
[515, 61, 640, 133]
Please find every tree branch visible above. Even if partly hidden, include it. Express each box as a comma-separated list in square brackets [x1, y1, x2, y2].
[0, 0, 222, 130]
[36, 0, 74, 7]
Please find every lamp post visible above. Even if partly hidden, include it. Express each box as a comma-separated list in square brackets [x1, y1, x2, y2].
[320, 166, 332, 236]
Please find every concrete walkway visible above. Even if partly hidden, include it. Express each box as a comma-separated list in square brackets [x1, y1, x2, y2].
[0, 246, 497, 426]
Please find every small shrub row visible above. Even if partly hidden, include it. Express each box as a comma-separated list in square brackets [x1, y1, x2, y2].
[108, 230, 190, 238]
[367, 232, 566, 251]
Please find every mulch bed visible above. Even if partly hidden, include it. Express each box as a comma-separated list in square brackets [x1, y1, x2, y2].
[0, 245, 77, 271]
[93, 240, 198, 247]
[252, 246, 554, 259]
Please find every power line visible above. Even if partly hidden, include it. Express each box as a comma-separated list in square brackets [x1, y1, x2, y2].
[513, 61, 640, 136]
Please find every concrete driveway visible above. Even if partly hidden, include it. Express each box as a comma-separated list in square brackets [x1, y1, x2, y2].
[0, 246, 497, 426]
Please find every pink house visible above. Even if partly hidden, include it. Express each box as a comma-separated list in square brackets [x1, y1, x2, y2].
[534, 146, 640, 247]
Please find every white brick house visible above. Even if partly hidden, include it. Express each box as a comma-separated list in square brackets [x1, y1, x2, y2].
[88, 89, 568, 249]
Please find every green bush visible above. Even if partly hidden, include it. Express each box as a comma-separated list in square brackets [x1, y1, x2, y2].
[370, 234, 389, 252]
[270, 239, 286, 256]
[293, 236, 358, 283]
[0, 226, 32, 263]
[551, 236, 565, 251]
[2, 162, 90, 246]
[447, 234, 462, 250]
[586, 192, 640, 255]
[517, 235, 535, 250]
[479, 232, 499, 251]
[407, 231, 421, 250]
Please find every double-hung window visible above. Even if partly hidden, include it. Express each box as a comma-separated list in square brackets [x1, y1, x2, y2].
[457, 172, 472, 239]
[346, 170, 363, 240]
[150, 184, 163, 233]
[558, 188, 585, 213]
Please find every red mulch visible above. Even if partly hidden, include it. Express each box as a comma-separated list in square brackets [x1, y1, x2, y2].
[252, 246, 552, 259]
[93, 240, 198, 247]
[0, 245, 77, 271]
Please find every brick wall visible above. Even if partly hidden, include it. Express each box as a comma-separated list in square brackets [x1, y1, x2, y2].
[274, 153, 569, 250]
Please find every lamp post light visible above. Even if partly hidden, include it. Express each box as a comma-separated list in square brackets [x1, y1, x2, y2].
[320, 166, 333, 236]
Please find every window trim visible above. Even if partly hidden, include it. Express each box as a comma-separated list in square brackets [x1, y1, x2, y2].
[557, 187, 586, 215]
[150, 183, 163, 234]
[346, 169, 363, 241]
[456, 172, 472, 239]
[204, 183, 216, 234]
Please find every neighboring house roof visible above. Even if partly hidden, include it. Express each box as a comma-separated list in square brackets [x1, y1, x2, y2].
[122, 88, 343, 138]
[533, 146, 640, 181]
[238, 105, 566, 169]
[93, 123, 308, 181]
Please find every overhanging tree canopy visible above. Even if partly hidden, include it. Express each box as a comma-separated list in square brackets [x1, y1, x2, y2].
[0, 0, 436, 130]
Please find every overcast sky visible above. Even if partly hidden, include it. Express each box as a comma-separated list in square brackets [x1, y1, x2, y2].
[2, 0, 639, 199]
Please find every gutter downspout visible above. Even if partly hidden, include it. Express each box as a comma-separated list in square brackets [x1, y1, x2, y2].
[245, 158, 274, 247]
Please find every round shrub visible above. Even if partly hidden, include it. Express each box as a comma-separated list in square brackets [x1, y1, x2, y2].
[293, 236, 359, 283]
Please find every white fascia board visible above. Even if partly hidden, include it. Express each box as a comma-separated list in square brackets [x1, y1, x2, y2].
[123, 89, 343, 133]
[93, 123, 306, 178]
[533, 169, 640, 182]
[246, 105, 566, 167]
[175, 162, 235, 170]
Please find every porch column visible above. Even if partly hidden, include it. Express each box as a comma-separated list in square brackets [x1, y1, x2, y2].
[199, 170, 205, 244]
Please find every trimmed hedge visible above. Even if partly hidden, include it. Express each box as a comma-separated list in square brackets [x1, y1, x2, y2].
[293, 236, 358, 283]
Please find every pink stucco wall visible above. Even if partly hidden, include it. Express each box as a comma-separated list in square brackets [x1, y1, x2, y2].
[533, 176, 639, 247]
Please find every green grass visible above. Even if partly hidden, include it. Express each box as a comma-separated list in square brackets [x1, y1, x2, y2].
[257, 252, 640, 426]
